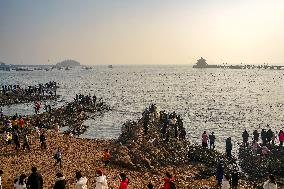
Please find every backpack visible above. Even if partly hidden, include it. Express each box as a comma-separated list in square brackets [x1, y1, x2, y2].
[169, 181, 176, 189]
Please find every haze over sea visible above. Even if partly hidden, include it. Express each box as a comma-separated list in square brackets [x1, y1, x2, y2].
[1, 65, 283, 153]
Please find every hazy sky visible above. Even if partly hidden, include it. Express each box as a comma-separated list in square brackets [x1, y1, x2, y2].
[1, 0, 284, 65]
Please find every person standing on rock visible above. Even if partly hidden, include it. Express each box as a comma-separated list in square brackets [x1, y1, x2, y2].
[261, 129, 267, 145]
[279, 130, 284, 146]
[27, 167, 43, 189]
[253, 130, 259, 142]
[143, 111, 150, 135]
[242, 129, 249, 147]
[231, 167, 239, 189]
[118, 173, 129, 189]
[225, 137, 232, 158]
[216, 160, 224, 187]
[209, 132, 216, 149]
[266, 129, 273, 144]
[95, 170, 108, 189]
[202, 131, 209, 149]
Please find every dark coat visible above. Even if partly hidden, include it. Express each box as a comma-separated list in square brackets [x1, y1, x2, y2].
[53, 177, 66, 189]
[27, 172, 43, 189]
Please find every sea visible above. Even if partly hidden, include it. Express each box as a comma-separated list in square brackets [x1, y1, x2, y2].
[1, 65, 284, 154]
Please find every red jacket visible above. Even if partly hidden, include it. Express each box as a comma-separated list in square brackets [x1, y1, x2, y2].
[160, 178, 175, 189]
[118, 178, 129, 189]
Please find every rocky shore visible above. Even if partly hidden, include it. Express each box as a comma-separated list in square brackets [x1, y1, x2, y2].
[1, 103, 283, 188]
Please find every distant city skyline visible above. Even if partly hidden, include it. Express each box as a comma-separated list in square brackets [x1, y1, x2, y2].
[1, 0, 284, 65]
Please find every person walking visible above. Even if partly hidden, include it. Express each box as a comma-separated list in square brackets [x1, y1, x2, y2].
[27, 167, 43, 189]
[95, 170, 108, 189]
[23, 134, 30, 151]
[216, 160, 224, 187]
[53, 173, 66, 189]
[54, 147, 62, 168]
[40, 132, 47, 149]
[102, 149, 110, 167]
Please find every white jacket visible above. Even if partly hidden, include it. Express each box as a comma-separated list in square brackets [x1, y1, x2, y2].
[221, 178, 230, 189]
[75, 177, 88, 189]
[95, 175, 108, 189]
[14, 180, 27, 189]
[263, 180, 277, 189]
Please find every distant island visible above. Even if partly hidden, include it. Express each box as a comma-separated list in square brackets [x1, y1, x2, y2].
[56, 59, 80, 67]
[193, 57, 284, 70]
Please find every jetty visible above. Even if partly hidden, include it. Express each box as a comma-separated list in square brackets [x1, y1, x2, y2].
[193, 57, 284, 70]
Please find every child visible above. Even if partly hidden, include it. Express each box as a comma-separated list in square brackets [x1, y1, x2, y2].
[103, 149, 110, 166]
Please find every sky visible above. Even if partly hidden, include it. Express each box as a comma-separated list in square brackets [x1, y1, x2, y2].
[0, 0, 284, 65]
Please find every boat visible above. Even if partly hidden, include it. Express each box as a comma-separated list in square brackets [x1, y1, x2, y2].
[108, 65, 113, 68]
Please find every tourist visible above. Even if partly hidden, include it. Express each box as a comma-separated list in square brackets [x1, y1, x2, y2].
[242, 129, 249, 147]
[103, 149, 111, 167]
[201, 131, 209, 149]
[75, 171, 88, 189]
[253, 130, 259, 142]
[251, 140, 260, 154]
[40, 132, 47, 149]
[209, 132, 216, 149]
[14, 174, 27, 189]
[13, 131, 20, 150]
[179, 128, 186, 140]
[53, 173, 66, 189]
[95, 169, 108, 189]
[225, 137, 232, 158]
[27, 167, 43, 189]
[266, 129, 273, 144]
[261, 129, 267, 145]
[54, 147, 62, 168]
[231, 168, 239, 189]
[261, 146, 270, 156]
[118, 173, 129, 189]
[159, 172, 175, 189]
[143, 111, 149, 134]
[216, 160, 224, 186]
[263, 175, 277, 189]
[147, 183, 154, 189]
[23, 134, 30, 151]
[221, 175, 230, 189]
[0, 170, 3, 189]
[279, 130, 284, 146]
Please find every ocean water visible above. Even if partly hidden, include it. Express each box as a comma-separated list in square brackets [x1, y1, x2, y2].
[1, 65, 284, 153]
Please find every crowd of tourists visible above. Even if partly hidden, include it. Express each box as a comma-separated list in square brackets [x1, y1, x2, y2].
[0, 81, 57, 96]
